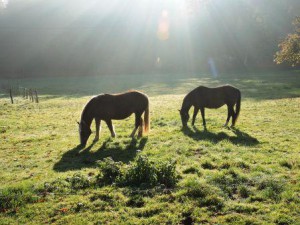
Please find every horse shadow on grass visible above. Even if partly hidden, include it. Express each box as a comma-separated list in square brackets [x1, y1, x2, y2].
[182, 126, 259, 146]
[53, 137, 148, 172]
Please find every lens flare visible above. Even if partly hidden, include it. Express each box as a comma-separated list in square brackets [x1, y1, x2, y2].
[157, 10, 170, 41]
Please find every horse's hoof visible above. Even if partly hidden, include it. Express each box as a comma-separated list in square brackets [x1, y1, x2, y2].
[93, 137, 99, 142]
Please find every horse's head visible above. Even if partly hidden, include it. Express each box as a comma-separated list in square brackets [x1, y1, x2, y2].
[78, 121, 92, 147]
[179, 109, 189, 127]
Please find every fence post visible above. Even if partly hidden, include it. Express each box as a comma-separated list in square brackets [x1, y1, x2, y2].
[30, 89, 34, 102]
[34, 90, 39, 103]
[9, 88, 14, 104]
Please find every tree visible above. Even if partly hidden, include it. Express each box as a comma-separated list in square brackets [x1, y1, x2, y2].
[275, 17, 300, 66]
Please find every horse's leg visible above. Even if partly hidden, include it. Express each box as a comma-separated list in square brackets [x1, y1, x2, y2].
[130, 113, 142, 138]
[228, 105, 235, 127]
[106, 120, 116, 137]
[94, 118, 101, 141]
[224, 105, 231, 127]
[138, 117, 144, 138]
[192, 106, 199, 126]
[200, 107, 206, 129]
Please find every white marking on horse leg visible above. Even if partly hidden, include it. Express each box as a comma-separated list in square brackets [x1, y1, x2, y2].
[224, 121, 228, 127]
[130, 127, 138, 138]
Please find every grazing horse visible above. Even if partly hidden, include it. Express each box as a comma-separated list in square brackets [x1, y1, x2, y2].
[78, 91, 150, 146]
[179, 85, 241, 129]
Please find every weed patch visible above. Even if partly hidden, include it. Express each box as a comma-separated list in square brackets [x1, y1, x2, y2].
[209, 169, 249, 198]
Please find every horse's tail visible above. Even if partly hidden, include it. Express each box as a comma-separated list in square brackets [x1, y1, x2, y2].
[234, 90, 241, 125]
[144, 103, 150, 134]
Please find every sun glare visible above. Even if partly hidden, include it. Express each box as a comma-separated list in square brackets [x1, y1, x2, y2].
[0, 0, 8, 9]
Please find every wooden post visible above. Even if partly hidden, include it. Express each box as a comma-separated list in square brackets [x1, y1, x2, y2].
[30, 89, 34, 102]
[9, 88, 14, 104]
[34, 90, 39, 103]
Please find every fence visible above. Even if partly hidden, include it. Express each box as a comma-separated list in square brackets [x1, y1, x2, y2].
[3, 86, 39, 104]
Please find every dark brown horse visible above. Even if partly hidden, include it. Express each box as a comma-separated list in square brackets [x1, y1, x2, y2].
[78, 90, 150, 146]
[180, 85, 241, 129]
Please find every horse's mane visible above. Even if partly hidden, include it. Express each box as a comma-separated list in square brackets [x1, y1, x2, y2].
[110, 90, 143, 96]
[81, 96, 101, 121]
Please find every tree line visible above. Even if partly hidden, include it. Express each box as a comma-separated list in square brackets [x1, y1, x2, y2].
[0, 0, 299, 78]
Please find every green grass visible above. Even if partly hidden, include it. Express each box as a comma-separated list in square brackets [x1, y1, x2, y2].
[0, 71, 300, 224]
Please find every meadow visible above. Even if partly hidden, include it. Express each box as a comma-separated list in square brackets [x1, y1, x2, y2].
[0, 71, 300, 224]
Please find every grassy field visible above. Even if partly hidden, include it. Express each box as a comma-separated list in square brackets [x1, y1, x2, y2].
[0, 71, 300, 224]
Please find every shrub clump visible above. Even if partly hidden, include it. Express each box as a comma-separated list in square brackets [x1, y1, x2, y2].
[96, 157, 123, 185]
[0, 187, 39, 213]
[97, 155, 178, 188]
[66, 173, 91, 190]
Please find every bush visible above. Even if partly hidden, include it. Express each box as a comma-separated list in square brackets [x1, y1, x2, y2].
[123, 155, 178, 188]
[155, 159, 178, 188]
[124, 155, 159, 187]
[97, 157, 123, 185]
[97, 155, 178, 188]
[67, 173, 91, 190]
[0, 187, 39, 212]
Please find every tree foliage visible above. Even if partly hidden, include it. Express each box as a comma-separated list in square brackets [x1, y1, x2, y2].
[275, 17, 300, 66]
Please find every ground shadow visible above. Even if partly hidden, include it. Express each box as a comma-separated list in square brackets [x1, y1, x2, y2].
[182, 126, 259, 146]
[53, 137, 148, 172]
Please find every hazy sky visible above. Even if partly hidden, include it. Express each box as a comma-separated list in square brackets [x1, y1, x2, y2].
[0, 0, 299, 77]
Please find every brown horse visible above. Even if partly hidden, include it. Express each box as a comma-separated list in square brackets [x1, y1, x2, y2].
[180, 85, 241, 129]
[78, 90, 150, 146]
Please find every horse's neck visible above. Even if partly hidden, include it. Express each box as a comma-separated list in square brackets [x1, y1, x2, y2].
[81, 103, 94, 127]
[181, 96, 192, 112]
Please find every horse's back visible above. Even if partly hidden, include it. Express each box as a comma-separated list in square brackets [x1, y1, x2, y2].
[190, 85, 240, 108]
[91, 91, 148, 119]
